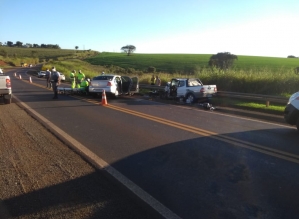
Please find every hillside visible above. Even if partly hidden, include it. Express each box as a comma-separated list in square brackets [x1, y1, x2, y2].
[85, 52, 299, 73]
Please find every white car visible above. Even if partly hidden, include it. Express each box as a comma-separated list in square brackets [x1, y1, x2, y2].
[57, 72, 65, 81]
[37, 71, 47, 78]
[89, 74, 139, 97]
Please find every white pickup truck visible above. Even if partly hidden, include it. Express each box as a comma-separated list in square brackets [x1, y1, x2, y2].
[166, 78, 217, 103]
[0, 68, 12, 104]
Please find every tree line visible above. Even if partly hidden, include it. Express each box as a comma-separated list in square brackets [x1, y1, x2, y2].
[0, 41, 60, 49]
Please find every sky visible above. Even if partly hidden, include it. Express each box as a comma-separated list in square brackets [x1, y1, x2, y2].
[0, 0, 299, 58]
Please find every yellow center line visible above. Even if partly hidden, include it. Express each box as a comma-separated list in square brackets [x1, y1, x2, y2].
[105, 104, 299, 164]
[18, 76, 299, 164]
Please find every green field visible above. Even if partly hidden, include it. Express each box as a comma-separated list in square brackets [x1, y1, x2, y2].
[84, 52, 299, 95]
[85, 52, 299, 73]
[0, 47, 99, 66]
[0, 47, 77, 59]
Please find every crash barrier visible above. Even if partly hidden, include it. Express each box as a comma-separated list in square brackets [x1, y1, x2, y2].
[138, 84, 289, 106]
[216, 91, 288, 105]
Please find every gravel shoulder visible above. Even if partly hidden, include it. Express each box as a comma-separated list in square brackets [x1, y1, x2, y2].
[0, 102, 160, 219]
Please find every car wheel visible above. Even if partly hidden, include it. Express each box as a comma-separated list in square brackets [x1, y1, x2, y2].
[4, 98, 11, 104]
[186, 93, 196, 103]
[296, 117, 299, 131]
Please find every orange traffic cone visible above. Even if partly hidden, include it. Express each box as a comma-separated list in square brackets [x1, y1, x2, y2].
[29, 77, 32, 83]
[19, 74, 22, 79]
[101, 90, 108, 105]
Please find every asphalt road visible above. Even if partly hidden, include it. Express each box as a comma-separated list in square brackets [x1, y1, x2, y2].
[6, 67, 299, 219]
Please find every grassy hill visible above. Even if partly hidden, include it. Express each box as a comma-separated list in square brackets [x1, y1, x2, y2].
[85, 52, 299, 73]
[0, 47, 77, 59]
[0, 47, 99, 66]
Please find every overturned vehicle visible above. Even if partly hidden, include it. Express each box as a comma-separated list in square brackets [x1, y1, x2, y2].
[284, 92, 299, 131]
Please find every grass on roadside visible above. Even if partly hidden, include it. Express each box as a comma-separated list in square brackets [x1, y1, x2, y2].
[210, 97, 286, 115]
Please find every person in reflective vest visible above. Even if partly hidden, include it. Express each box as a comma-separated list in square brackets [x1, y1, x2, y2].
[70, 70, 76, 89]
[77, 70, 85, 88]
[79, 78, 89, 95]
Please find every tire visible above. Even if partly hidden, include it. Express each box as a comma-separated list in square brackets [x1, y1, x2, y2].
[186, 93, 196, 103]
[296, 117, 299, 131]
[4, 98, 11, 104]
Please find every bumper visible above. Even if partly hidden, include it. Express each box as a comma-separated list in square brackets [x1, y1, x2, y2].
[0, 89, 12, 97]
[89, 87, 115, 94]
[284, 104, 299, 125]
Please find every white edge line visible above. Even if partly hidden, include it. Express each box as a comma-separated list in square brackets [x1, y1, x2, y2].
[13, 95, 182, 219]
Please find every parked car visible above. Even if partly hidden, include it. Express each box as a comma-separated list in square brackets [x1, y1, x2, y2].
[58, 72, 65, 81]
[0, 71, 12, 104]
[37, 71, 47, 78]
[89, 74, 139, 97]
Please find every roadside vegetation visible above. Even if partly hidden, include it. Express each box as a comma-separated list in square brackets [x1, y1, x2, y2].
[85, 52, 299, 96]
[1, 47, 298, 114]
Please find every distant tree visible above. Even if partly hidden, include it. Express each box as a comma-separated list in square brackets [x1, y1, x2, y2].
[288, 55, 297, 58]
[75, 46, 79, 50]
[208, 52, 238, 70]
[15, 41, 23, 47]
[0, 42, 2, 47]
[121, 45, 136, 56]
[33, 44, 39, 48]
[7, 41, 13, 47]
[53, 44, 60, 49]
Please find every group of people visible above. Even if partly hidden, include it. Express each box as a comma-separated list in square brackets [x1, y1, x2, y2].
[70, 70, 90, 95]
[45, 67, 90, 99]
[150, 75, 161, 86]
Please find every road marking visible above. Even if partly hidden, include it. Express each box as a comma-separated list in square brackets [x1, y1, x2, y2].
[12, 95, 182, 219]
[17, 77, 299, 164]
[105, 104, 299, 164]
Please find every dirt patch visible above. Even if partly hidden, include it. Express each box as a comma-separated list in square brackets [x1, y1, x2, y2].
[0, 60, 7, 66]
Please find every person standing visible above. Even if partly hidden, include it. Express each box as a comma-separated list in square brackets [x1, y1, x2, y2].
[155, 75, 161, 86]
[70, 70, 76, 89]
[77, 70, 85, 88]
[45, 68, 52, 88]
[51, 67, 60, 99]
[150, 74, 155, 85]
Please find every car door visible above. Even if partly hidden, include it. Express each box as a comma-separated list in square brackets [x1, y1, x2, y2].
[120, 76, 139, 95]
[129, 77, 139, 94]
